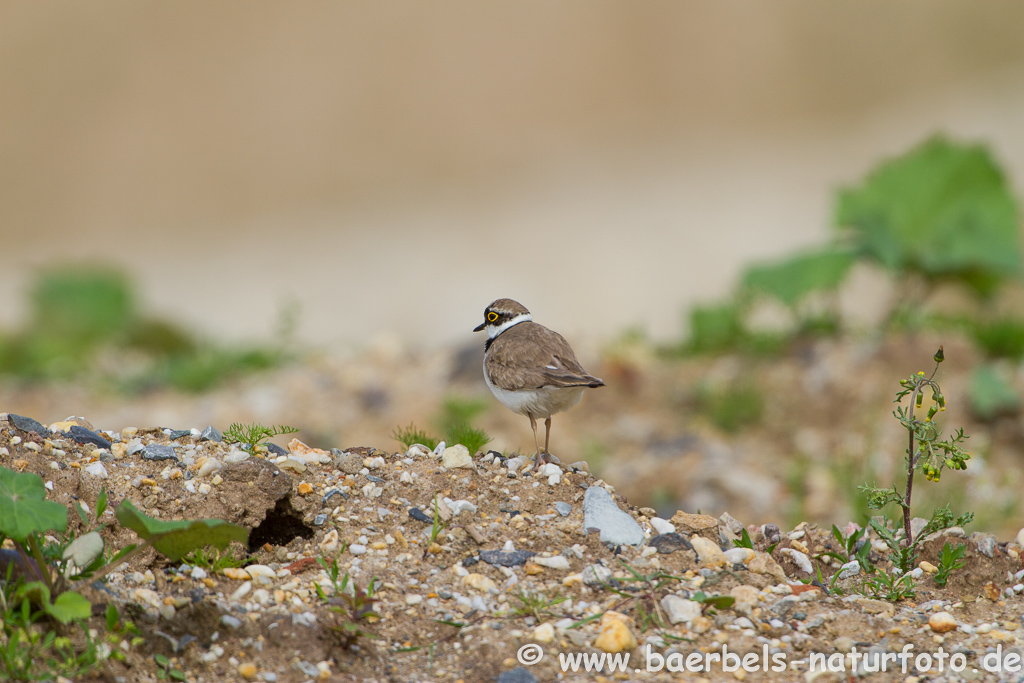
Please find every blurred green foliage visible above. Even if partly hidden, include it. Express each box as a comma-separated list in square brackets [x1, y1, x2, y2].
[679, 136, 1024, 355]
[836, 136, 1021, 297]
[967, 364, 1020, 420]
[0, 267, 286, 392]
[390, 395, 493, 455]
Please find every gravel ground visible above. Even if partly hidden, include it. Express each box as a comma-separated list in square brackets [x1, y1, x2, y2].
[2, 411, 1024, 683]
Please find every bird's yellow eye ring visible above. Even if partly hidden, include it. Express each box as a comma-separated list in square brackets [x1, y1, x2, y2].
[487, 311, 498, 322]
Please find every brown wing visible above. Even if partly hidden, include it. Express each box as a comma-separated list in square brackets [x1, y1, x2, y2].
[486, 322, 605, 390]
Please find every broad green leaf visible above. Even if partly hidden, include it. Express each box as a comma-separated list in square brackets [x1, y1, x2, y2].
[687, 304, 745, 353]
[0, 467, 68, 543]
[968, 364, 1020, 419]
[47, 590, 92, 623]
[836, 136, 1021, 295]
[742, 247, 855, 307]
[12, 582, 91, 624]
[115, 500, 249, 562]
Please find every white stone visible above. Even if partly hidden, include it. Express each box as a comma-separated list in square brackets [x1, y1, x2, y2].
[84, 462, 108, 479]
[1015, 527, 1024, 548]
[533, 555, 571, 570]
[349, 544, 368, 555]
[441, 445, 474, 469]
[231, 581, 252, 601]
[724, 547, 755, 565]
[191, 566, 208, 580]
[533, 623, 555, 643]
[198, 458, 224, 477]
[661, 595, 702, 625]
[650, 517, 676, 535]
[444, 498, 478, 516]
[245, 565, 276, 585]
[365, 456, 386, 469]
[690, 536, 727, 567]
[405, 594, 423, 605]
[780, 548, 813, 574]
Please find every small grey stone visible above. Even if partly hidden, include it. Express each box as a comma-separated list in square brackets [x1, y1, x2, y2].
[296, 661, 319, 677]
[142, 444, 179, 462]
[973, 534, 997, 558]
[554, 501, 572, 517]
[582, 486, 645, 546]
[99, 450, 114, 462]
[479, 549, 536, 567]
[793, 611, 807, 621]
[67, 425, 112, 449]
[408, 507, 433, 524]
[649, 533, 693, 555]
[366, 474, 385, 483]
[837, 560, 861, 580]
[437, 589, 452, 599]
[322, 489, 347, 505]
[763, 523, 782, 546]
[770, 596, 799, 617]
[220, 615, 242, 629]
[200, 425, 223, 442]
[127, 440, 145, 456]
[496, 667, 538, 683]
[167, 429, 191, 441]
[10, 413, 48, 436]
[266, 442, 287, 456]
[336, 453, 363, 475]
[582, 563, 613, 586]
[313, 514, 328, 526]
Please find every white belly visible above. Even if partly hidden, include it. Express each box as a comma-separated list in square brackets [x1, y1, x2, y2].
[484, 370, 585, 418]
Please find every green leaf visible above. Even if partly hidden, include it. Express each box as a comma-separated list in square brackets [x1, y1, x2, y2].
[13, 582, 92, 624]
[114, 500, 249, 562]
[47, 590, 92, 624]
[687, 304, 745, 353]
[741, 247, 855, 307]
[836, 136, 1022, 295]
[0, 467, 69, 543]
[967, 364, 1020, 420]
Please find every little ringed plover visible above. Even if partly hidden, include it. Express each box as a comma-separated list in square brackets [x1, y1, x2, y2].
[474, 298, 604, 464]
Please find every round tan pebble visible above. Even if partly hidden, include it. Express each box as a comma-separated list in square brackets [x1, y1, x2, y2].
[919, 561, 937, 574]
[928, 611, 957, 633]
[238, 662, 258, 679]
[297, 482, 314, 495]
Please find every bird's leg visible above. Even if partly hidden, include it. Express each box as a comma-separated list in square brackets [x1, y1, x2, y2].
[528, 413, 542, 464]
[542, 417, 552, 465]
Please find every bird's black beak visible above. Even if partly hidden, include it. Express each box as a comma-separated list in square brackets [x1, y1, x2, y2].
[473, 322, 486, 332]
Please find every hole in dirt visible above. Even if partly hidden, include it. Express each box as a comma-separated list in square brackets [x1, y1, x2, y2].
[247, 498, 314, 551]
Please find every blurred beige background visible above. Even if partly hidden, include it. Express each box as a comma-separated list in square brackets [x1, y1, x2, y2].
[3, 1, 1024, 348]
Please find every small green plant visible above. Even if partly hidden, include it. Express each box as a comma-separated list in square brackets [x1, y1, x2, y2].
[817, 524, 872, 568]
[423, 495, 450, 559]
[690, 590, 736, 614]
[183, 545, 245, 572]
[315, 556, 379, 649]
[506, 589, 568, 620]
[223, 422, 300, 452]
[933, 542, 967, 588]
[154, 653, 187, 681]
[391, 423, 439, 451]
[732, 528, 754, 550]
[860, 568, 917, 602]
[445, 421, 491, 455]
[859, 348, 974, 573]
[595, 561, 691, 633]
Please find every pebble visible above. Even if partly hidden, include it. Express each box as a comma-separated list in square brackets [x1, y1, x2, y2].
[533, 623, 555, 643]
[650, 517, 676, 535]
[919, 560, 937, 573]
[1016, 527, 1024, 548]
[221, 615, 243, 629]
[539, 462, 562, 485]
[142, 444, 178, 462]
[929, 612, 958, 633]
[496, 668, 538, 683]
[582, 564, 613, 586]
[661, 595, 702, 625]
[723, 547, 755, 565]
[836, 560, 861, 579]
[582, 486, 645, 546]
[405, 594, 423, 605]
[237, 663, 258, 679]
[349, 544, 368, 556]
[441, 445, 474, 469]
[649, 532, 692, 555]
[445, 498, 478, 516]
[593, 611, 638, 653]
[480, 549, 536, 567]
[9, 413, 48, 435]
[84, 462, 108, 479]
[780, 548, 813, 574]
[463, 573, 498, 593]
[200, 425, 223, 442]
[65, 425, 112, 448]
[975, 534, 997, 558]
[336, 453, 363, 474]
[689, 536, 728, 567]
[532, 555, 570, 570]
[554, 502, 572, 517]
